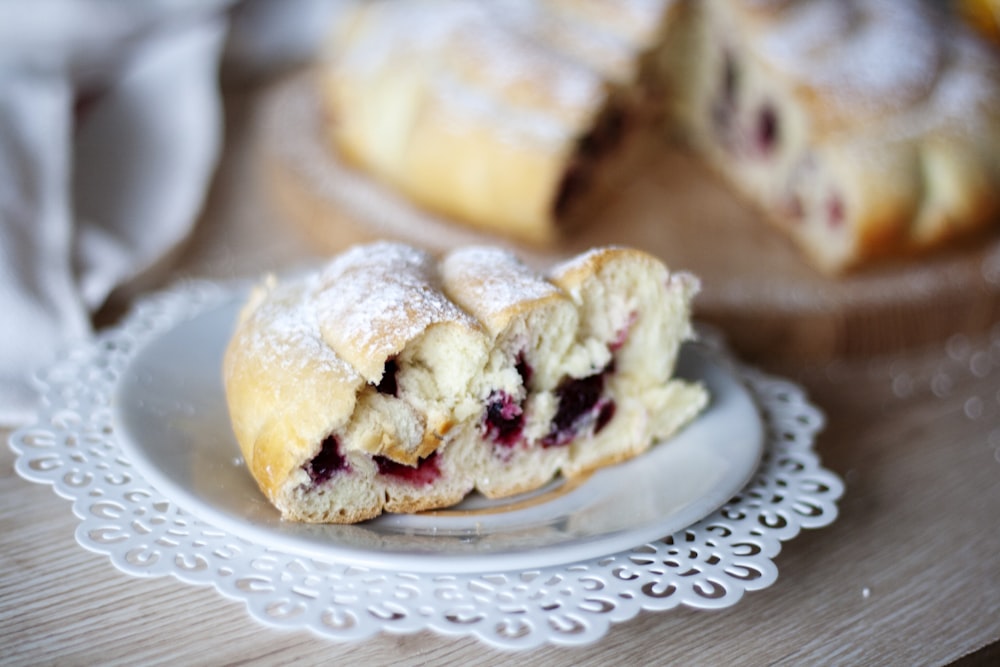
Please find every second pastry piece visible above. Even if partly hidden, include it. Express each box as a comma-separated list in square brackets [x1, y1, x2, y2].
[319, 0, 675, 245]
[671, 0, 1000, 272]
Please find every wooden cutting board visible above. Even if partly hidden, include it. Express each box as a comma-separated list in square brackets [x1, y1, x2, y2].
[256, 72, 1000, 364]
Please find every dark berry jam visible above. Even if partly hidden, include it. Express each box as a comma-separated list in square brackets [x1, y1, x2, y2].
[542, 365, 613, 447]
[755, 103, 779, 156]
[306, 436, 349, 485]
[374, 451, 441, 486]
[483, 390, 525, 447]
[375, 357, 399, 396]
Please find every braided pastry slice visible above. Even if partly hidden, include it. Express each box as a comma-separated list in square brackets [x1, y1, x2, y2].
[223, 242, 707, 523]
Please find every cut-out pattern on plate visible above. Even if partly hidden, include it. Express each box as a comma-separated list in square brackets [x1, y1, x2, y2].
[9, 281, 841, 650]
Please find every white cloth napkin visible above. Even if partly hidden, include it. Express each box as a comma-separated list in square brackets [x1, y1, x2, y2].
[0, 0, 340, 426]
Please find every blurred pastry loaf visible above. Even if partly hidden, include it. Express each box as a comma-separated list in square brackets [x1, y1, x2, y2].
[670, 0, 1000, 272]
[317, 0, 1000, 273]
[317, 0, 680, 245]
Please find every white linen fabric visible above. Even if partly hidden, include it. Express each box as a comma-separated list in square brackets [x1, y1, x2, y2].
[0, 0, 340, 425]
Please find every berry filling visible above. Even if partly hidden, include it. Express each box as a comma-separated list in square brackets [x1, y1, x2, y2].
[307, 436, 350, 485]
[483, 352, 532, 449]
[375, 358, 399, 396]
[374, 451, 441, 486]
[484, 390, 525, 447]
[754, 103, 779, 157]
[542, 362, 616, 447]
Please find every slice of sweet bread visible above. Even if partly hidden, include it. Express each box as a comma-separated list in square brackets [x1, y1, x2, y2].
[669, 0, 1000, 272]
[317, 0, 680, 245]
[222, 242, 707, 523]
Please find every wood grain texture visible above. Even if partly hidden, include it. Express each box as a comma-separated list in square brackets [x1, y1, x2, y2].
[2, 82, 998, 667]
[259, 73, 1000, 365]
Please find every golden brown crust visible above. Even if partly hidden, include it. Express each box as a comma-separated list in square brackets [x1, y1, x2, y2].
[222, 278, 364, 502]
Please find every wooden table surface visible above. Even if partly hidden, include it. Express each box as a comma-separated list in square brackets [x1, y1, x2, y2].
[3, 84, 999, 667]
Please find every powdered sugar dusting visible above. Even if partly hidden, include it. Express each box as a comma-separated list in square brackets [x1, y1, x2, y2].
[874, 33, 1000, 141]
[617, 0, 681, 25]
[756, 0, 943, 114]
[451, 8, 599, 114]
[441, 246, 562, 323]
[330, 1, 455, 78]
[330, 0, 605, 147]
[239, 279, 356, 380]
[313, 241, 481, 380]
[491, 0, 678, 84]
[431, 72, 588, 148]
[548, 0, 676, 45]
[493, 0, 637, 83]
[921, 34, 1000, 126]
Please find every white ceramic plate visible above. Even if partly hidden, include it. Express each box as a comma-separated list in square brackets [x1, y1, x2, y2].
[112, 292, 764, 574]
